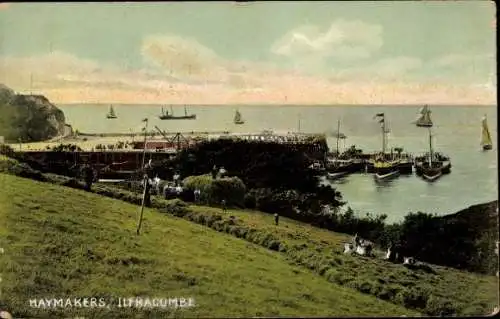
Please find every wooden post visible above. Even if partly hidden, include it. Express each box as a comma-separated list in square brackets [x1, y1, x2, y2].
[137, 118, 149, 236]
[136, 174, 148, 235]
[141, 119, 149, 170]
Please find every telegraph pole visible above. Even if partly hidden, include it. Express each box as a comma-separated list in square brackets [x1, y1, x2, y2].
[140, 119, 149, 170]
[137, 118, 149, 235]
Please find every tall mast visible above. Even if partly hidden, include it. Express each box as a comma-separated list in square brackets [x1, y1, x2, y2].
[30, 73, 33, 94]
[141, 119, 149, 170]
[428, 128, 433, 167]
[336, 119, 340, 155]
[298, 114, 301, 133]
[382, 117, 386, 154]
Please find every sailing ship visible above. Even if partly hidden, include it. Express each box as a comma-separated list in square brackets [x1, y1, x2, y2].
[373, 113, 400, 181]
[414, 129, 451, 181]
[481, 114, 493, 150]
[234, 110, 245, 124]
[158, 105, 196, 120]
[106, 105, 117, 119]
[415, 105, 433, 127]
[325, 119, 355, 180]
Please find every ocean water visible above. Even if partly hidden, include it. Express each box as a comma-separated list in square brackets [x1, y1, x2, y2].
[58, 104, 498, 223]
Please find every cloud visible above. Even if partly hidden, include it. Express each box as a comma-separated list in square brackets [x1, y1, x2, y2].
[140, 34, 288, 90]
[433, 53, 494, 68]
[332, 56, 423, 82]
[0, 40, 495, 105]
[271, 19, 383, 62]
[141, 34, 226, 82]
[426, 53, 495, 84]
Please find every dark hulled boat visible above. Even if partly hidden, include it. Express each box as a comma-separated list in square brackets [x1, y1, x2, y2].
[326, 158, 355, 180]
[159, 106, 196, 120]
[414, 129, 451, 182]
[373, 113, 400, 181]
[325, 119, 355, 180]
[373, 155, 400, 180]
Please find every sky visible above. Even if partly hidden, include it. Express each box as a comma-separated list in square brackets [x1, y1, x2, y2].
[0, 1, 496, 105]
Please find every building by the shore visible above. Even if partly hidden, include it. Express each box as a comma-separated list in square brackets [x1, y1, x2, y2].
[63, 124, 73, 137]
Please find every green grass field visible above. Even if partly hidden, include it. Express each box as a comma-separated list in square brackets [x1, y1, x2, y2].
[188, 205, 498, 316]
[0, 173, 419, 318]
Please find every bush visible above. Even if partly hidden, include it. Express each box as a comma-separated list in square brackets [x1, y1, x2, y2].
[62, 178, 85, 190]
[0, 144, 15, 157]
[395, 287, 430, 310]
[159, 199, 189, 217]
[243, 192, 257, 209]
[425, 295, 458, 316]
[183, 174, 246, 207]
[0, 158, 47, 182]
[211, 177, 246, 207]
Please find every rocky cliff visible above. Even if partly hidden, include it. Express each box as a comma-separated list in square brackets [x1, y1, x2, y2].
[0, 84, 66, 142]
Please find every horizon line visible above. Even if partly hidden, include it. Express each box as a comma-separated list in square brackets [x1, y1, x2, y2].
[57, 103, 497, 107]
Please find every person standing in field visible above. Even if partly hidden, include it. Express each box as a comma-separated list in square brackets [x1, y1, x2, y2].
[194, 188, 201, 203]
[153, 175, 161, 195]
[173, 171, 181, 186]
[211, 165, 217, 179]
[274, 213, 279, 226]
[143, 174, 152, 207]
[221, 199, 227, 213]
[82, 163, 94, 191]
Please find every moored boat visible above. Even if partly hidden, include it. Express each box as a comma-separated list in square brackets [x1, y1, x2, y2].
[373, 113, 400, 181]
[373, 155, 400, 180]
[415, 129, 451, 182]
[326, 170, 350, 180]
[325, 119, 355, 178]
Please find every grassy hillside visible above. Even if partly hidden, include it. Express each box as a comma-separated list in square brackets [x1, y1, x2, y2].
[0, 173, 418, 318]
[183, 205, 498, 316]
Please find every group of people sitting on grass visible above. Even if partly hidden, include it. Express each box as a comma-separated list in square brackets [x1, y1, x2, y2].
[343, 233, 374, 256]
[343, 234, 434, 271]
[344, 233, 409, 261]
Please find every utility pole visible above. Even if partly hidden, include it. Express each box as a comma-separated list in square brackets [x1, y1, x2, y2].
[381, 118, 386, 154]
[428, 128, 433, 167]
[137, 118, 149, 236]
[336, 119, 340, 155]
[140, 119, 149, 170]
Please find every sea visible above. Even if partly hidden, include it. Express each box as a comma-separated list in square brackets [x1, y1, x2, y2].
[58, 104, 498, 224]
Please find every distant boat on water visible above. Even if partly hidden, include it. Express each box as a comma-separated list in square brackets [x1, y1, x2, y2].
[414, 129, 451, 182]
[415, 105, 433, 127]
[159, 105, 196, 120]
[481, 114, 493, 151]
[234, 109, 245, 124]
[106, 105, 117, 119]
